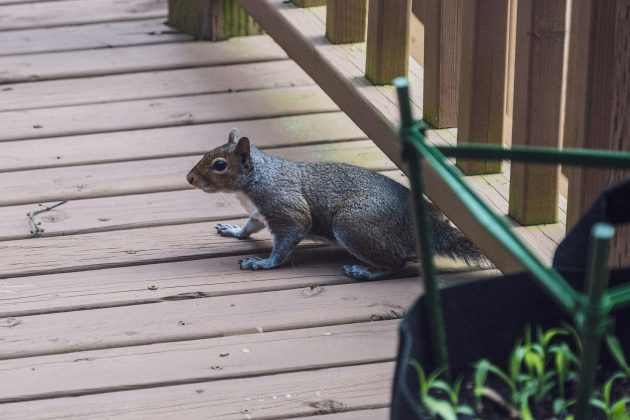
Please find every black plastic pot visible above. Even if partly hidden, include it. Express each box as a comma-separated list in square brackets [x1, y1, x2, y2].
[390, 269, 630, 419]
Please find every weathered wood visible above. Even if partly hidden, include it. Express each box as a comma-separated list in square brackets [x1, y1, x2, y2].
[1, 60, 310, 111]
[0, 36, 286, 83]
[365, 0, 412, 85]
[293, 0, 327, 6]
[564, 0, 630, 267]
[0, 85, 338, 142]
[0, 280, 418, 359]
[0, 113, 365, 173]
[0, 245, 488, 319]
[0, 0, 167, 32]
[168, 0, 262, 41]
[325, 0, 367, 44]
[0, 322, 397, 402]
[302, 409, 390, 420]
[0, 359, 393, 418]
[456, 0, 511, 175]
[0, 140, 393, 207]
[0, 60, 312, 112]
[508, 0, 567, 225]
[409, 7, 424, 67]
[0, 19, 190, 57]
[423, 0, 462, 128]
[0, 248, 352, 317]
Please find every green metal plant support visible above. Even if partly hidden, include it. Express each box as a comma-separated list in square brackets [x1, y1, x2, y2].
[393, 77, 630, 418]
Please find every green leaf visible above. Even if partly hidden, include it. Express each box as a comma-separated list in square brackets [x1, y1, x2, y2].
[456, 405, 475, 416]
[520, 399, 534, 420]
[543, 327, 570, 347]
[611, 400, 630, 420]
[606, 334, 630, 376]
[553, 398, 568, 415]
[423, 396, 457, 420]
[409, 359, 428, 398]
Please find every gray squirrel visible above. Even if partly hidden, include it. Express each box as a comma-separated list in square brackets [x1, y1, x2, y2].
[186, 128, 488, 280]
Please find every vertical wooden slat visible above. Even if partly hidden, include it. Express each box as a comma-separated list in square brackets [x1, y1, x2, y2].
[564, 0, 630, 267]
[365, 0, 412, 85]
[423, 0, 462, 128]
[292, 0, 327, 7]
[508, 0, 567, 225]
[409, 1, 425, 67]
[168, 0, 261, 41]
[456, 0, 511, 175]
[325, 0, 367, 44]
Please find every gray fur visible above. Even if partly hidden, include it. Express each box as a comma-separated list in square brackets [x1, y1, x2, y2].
[187, 133, 488, 280]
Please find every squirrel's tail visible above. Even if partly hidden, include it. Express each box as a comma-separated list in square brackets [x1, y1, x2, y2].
[429, 213, 492, 268]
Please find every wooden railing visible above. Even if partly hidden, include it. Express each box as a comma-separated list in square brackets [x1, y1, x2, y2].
[167, 0, 630, 269]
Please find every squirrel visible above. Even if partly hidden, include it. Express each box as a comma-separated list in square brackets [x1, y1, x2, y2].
[186, 128, 488, 280]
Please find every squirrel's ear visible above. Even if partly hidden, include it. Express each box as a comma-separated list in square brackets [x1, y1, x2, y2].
[235, 137, 251, 169]
[228, 128, 239, 144]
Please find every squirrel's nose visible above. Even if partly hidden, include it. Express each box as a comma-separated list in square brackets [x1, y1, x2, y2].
[186, 171, 195, 185]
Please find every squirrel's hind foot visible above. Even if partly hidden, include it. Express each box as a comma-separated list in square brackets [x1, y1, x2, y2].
[343, 264, 398, 281]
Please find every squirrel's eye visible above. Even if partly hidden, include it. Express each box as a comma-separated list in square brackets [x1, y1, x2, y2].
[211, 158, 228, 173]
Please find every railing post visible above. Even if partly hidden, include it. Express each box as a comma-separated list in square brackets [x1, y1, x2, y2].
[574, 223, 615, 420]
[325, 0, 367, 44]
[563, 0, 630, 267]
[365, 0, 412, 85]
[456, 0, 512, 175]
[423, 0, 462, 129]
[508, 0, 567, 225]
[168, 0, 262, 41]
[395, 78, 450, 378]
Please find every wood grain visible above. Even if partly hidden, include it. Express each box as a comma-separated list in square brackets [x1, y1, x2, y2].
[0, 0, 167, 31]
[0, 279, 419, 359]
[0, 358, 394, 418]
[0, 112, 365, 172]
[0, 36, 286, 83]
[423, 0, 462, 128]
[508, 0, 566, 225]
[0, 85, 338, 142]
[365, 0, 411, 85]
[456, 0, 510, 175]
[0, 19, 190, 57]
[1, 60, 313, 112]
[563, 0, 630, 267]
[325, 0, 367, 44]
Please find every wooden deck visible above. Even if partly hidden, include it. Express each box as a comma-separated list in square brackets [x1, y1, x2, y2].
[0, 0, 498, 418]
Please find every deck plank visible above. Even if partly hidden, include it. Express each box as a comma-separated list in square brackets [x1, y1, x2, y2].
[0, 19, 189, 57]
[0, 279, 418, 359]
[0, 85, 338, 142]
[0, 60, 313, 112]
[0, 140, 393, 207]
[0, 322, 397, 402]
[0, 112, 365, 173]
[0, 249, 489, 319]
[0, 0, 167, 32]
[0, 360, 394, 419]
[0, 36, 285, 83]
[0, 248, 356, 317]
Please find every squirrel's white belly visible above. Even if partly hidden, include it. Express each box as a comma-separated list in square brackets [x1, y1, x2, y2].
[235, 191, 267, 225]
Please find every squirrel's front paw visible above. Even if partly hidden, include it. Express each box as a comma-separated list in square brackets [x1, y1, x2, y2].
[216, 223, 245, 239]
[239, 256, 272, 270]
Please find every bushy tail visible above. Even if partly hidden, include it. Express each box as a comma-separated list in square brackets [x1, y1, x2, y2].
[429, 212, 492, 268]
